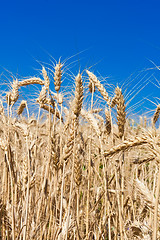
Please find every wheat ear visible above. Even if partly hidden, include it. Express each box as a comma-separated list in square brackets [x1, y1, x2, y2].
[73, 73, 83, 117]
[135, 179, 158, 212]
[36, 86, 47, 104]
[63, 118, 77, 161]
[81, 109, 101, 136]
[54, 61, 63, 92]
[19, 77, 44, 87]
[86, 70, 109, 105]
[10, 78, 19, 105]
[17, 100, 27, 115]
[104, 136, 148, 157]
[110, 95, 117, 108]
[153, 104, 160, 125]
[115, 86, 126, 138]
[42, 66, 50, 89]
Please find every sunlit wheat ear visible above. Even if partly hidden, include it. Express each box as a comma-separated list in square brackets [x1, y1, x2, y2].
[135, 179, 159, 212]
[42, 66, 50, 90]
[86, 70, 109, 105]
[73, 73, 83, 117]
[115, 86, 126, 138]
[153, 104, 160, 125]
[51, 135, 59, 169]
[54, 60, 63, 92]
[104, 136, 148, 157]
[63, 118, 76, 162]
[11, 78, 19, 105]
[36, 86, 47, 104]
[105, 108, 111, 135]
[18, 77, 44, 87]
[17, 100, 27, 115]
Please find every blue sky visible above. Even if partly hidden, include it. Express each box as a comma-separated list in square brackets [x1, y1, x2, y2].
[1, 0, 160, 116]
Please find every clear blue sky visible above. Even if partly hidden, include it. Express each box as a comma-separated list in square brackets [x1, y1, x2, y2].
[1, 0, 160, 116]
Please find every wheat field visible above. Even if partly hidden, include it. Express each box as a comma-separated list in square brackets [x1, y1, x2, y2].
[0, 60, 160, 240]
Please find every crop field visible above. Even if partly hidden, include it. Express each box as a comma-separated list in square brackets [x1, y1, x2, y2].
[0, 59, 160, 240]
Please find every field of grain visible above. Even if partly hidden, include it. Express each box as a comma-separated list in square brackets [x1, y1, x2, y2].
[0, 60, 160, 240]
